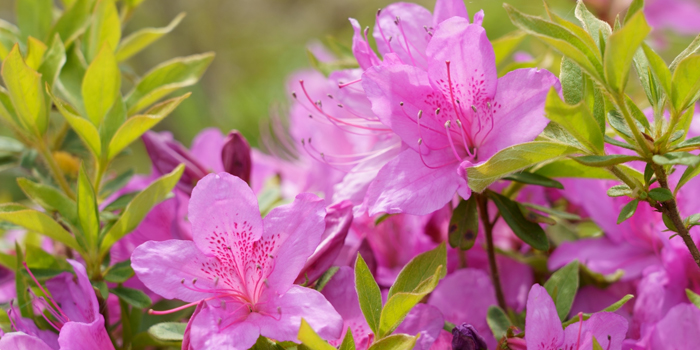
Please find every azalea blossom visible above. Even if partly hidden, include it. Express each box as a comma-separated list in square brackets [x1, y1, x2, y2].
[131, 172, 342, 349]
[362, 16, 560, 215]
[0, 260, 115, 350]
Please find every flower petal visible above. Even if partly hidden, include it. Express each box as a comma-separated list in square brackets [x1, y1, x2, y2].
[650, 303, 700, 350]
[189, 303, 260, 350]
[373, 3, 433, 69]
[525, 284, 563, 350]
[57, 316, 115, 350]
[350, 19, 381, 70]
[191, 128, 226, 173]
[367, 148, 461, 216]
[395, 304, 444, 350]
[0, 332, 55, 350]
[432, 0, 469, 26]
[562, 312, 628, 350]
[45, 260, 100, 324]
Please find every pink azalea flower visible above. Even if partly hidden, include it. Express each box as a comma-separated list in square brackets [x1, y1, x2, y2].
[647, 303, 700, 349]
[131, 173, 342, 350]
[362, 16, 560, 215]
[0, 260, 115, 350]
[523, 284, 628, 350]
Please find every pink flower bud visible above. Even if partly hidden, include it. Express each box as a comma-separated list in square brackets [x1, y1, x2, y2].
[142, 131, 209, 195]
[221, 130, 252, 184]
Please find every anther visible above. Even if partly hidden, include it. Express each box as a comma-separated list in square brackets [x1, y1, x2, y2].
[486, 101, 491, 109]
[445, 120, 451, 128]
[435, 108, 440, 115]
[471, 105, 477, 113]
[418, 138, 423, 145]
[308, 115, 313, 118]
[181, 279, 185, 284]
[377, 8, 382, 16]
[423, 25, 429, 32]
[337, 104, 343, 108]
[417, 110, 423, 119]
[292, 92, 297, 99]
[301, 139, 305, 145]
[327, 94, 333, 99]
[456, 120, 462, 128]
[400, 101, 404, 106]
[388, 36, 393, 42]
[214, 277, 219, 286]
[192, 278, 197, 284]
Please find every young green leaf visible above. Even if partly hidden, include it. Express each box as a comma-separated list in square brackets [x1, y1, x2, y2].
[652, 152, 700, 167]
[367, 334, 417, 350]
[0, 204, 81, 252]
[25, 36, 47, 70]
[38, 34, 67, 89]
[545, 88, 604, 154]
[339, 329, 356, 350]
[148, 322, 186, 342]
[617, 199, 639, 224]
[116, 13, 186, 62]
[670, 33, 700, 70]
[467, 142, 580, 193]
[49, 0, 93, 46]
[573, 155, 642, 167]
[486, 306, 512, 340]
[77, 165, 100, 247]
[1, 45, 48, 136]
[388, 243, 447, 299]
[592, 337, 604, 350]
[297, 319, 336, 350]
[671, 55, 700, 112]
[99, 165, 184, 253]
[535, 159, 618, 180]
[448, 197, 479, 250]
[575, 1, 611, 53]
[355, 254, 382, 335]
[16, 0, 53, 41]
[85, 0, 121, 61]
[82, 45, 120, 126]
[687, 289, 700, 309]
[607, 184, 633, 198]
[48, 91, 102, 158]
[16, 177, 78, 225]
[649, 188, 673, 202]
[125, 52, 214, 114]
[488, 192, 549, 251]
[603, 12, 651, 93]
[544, 260, 580, 321]
[641, 44, 672, 98]
[111, 286, 152, 309]
[603, 294, 634, 312]
[104, 260, 135, 283]
[504, 171, 564, 189]
[107, 93, 190, 160]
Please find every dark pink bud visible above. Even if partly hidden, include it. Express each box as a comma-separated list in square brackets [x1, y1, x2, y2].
[142, 131, 209, 195]
[295, 201, 354, 285]
[221, 130, 252, 184]
[452, 324, 488, 350]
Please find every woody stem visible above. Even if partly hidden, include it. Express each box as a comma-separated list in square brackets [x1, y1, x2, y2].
[476, 193, 508, 311]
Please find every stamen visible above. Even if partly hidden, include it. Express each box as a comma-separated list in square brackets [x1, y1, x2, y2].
[395, 17, 417, 66]
[444, 121, 463, 162]
[445, 60, 473, 146]
[338, 78, 362, 88]
[455, 120, 474, 158]
[418, 140, 460, 169]
[22, 262, 70, 322]
[376, 9, 394, 53]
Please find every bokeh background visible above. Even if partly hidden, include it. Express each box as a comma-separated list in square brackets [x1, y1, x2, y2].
[0, 0, 697, 200]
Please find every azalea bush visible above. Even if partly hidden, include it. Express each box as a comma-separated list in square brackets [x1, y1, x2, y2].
[0, 0, 700, 349]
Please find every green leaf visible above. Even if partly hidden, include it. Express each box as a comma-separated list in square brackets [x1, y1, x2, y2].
[2, 45, 48, 136]
[677, 162, 700, 194]
[48, 91, 102, 158]
[124, 53, 214, 114]
[448, 197, 479, 250]
[0, 204, 81, 252]
[607, 184, 633, 197]
[38, 34, 67, 89]
[339, 329, 356, 350]
[107, 93, 190, 160]
[671, 34, 700, 71]
[504, 4, 603, 81]
[641, 44, 672, 98]
[604, 11, 651, 93]
[504, 171, 564, 189]
[16, 0, 53, 41]
[575, 0, 611, 53]
[77, 165, 99, 247]
[85, 0, 121, 61]
[367, 334, 417, 350]
[92, 280, 108, 299]
[104, 259, 135, 283]
[82, 45, 120, 126]
[116, 13, 186, 62]
[545, 88, 604, 154]
[49, 0, 93, 46]
[467, 142, 581, 193]
[573, 155, 641, 167]
[0, 251, 16, 270]
[544, 260, 580, 321]
[663, 212, 678, 232]
[487, 306, 512, 341]
[16, 178, 77, 225]
[604, 294, 634, 312]
[520, 202, 582, 221]
[355, 253, 382, 335]
[535, 159, 617, 180]
[26, 37, 48, 71]
[488, 192, 549, 251]
[671, 55, 700, 112]
[100, 165, 184, 253]
[111, 286, 152, 309]
[617, 199, 639, 224]
[493, 30, 526, 66]
[687, 289, 700, 309]
[560, 57, 584, 105]
[297, 319, 336, 350]
[592, 337, 604, 350]
[148, 322, 186, 342]
[652, 152, 700, 166]
[14, 243, 33, 318]
[607, 110, 635, 140]
[648, 188, 673, 202]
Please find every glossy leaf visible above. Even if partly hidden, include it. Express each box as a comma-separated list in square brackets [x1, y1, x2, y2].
[504, 171, 563, 189]
[355, 254, 382, 335]
[82, 45, 120, 126]
[99, 164, 184, 253]
[116, 13, 185, 62]
[648, 188, 673, 202]
[545, 88, 604, 154]
[544, 260, 580, 321]
[339, 329, 356, 350]
[1, 45, 47, 136]
[467, 142, 580, 193]
[49, 90, 102, 158]
[603, 12, 650, 93]
[449, 197, 479, 250]
[111, 286, 152, 309]
[0, 204, 81, 252]
[107, 93, 190, 160]
[617, 199, 639, 224]
[124, 53, 214, 114]
[488, 192, 549, 251]
[85, 0, 121, 61]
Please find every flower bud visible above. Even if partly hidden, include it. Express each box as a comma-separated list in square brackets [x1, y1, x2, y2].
[142, 131, 209, 195]
[221, 130, 252, 184]
[451, 324, 488, 350]
[295, 201, 353, 285]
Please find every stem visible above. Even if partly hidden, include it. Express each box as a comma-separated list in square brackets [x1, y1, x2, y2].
[37, 140, 75, 200]
[458, 249, 467, 269]
[476, 193, 508, 311]
[651, 163, 700, 268]
[94, 160, 106, 194]
[613, 94, 651, 158]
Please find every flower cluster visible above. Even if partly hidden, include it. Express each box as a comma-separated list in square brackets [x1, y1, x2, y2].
[1, 0, 700, 350]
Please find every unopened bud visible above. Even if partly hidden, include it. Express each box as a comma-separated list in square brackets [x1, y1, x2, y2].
[452, 324, 488, 350]
[142, 131, 209, 195]
[221, 130, 252, 184]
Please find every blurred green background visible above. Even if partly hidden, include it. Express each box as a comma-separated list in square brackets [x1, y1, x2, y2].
[0, 0, 697, 201]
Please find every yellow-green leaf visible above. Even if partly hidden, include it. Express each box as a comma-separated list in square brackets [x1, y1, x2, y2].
[297, 319, 336, 350]
[545, 88, 604, 154]
[48, 90, 101, 158]
[671, 55, 700, 112]
[82, 45, 120, 125]
[77, 165, 99, 247]
[355, 254, 382, 335]
[367, 334, 417, 350]
[25, 36, 47, 70]
[604, 12, 651, 93]
[1, 45, 47, 136]
[0, 204, 81, 252]
[49, 0, 94, 46]
[85, 0, 121, 61]
[116, 13, 185, 62]
[16, 0, 53, 42]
